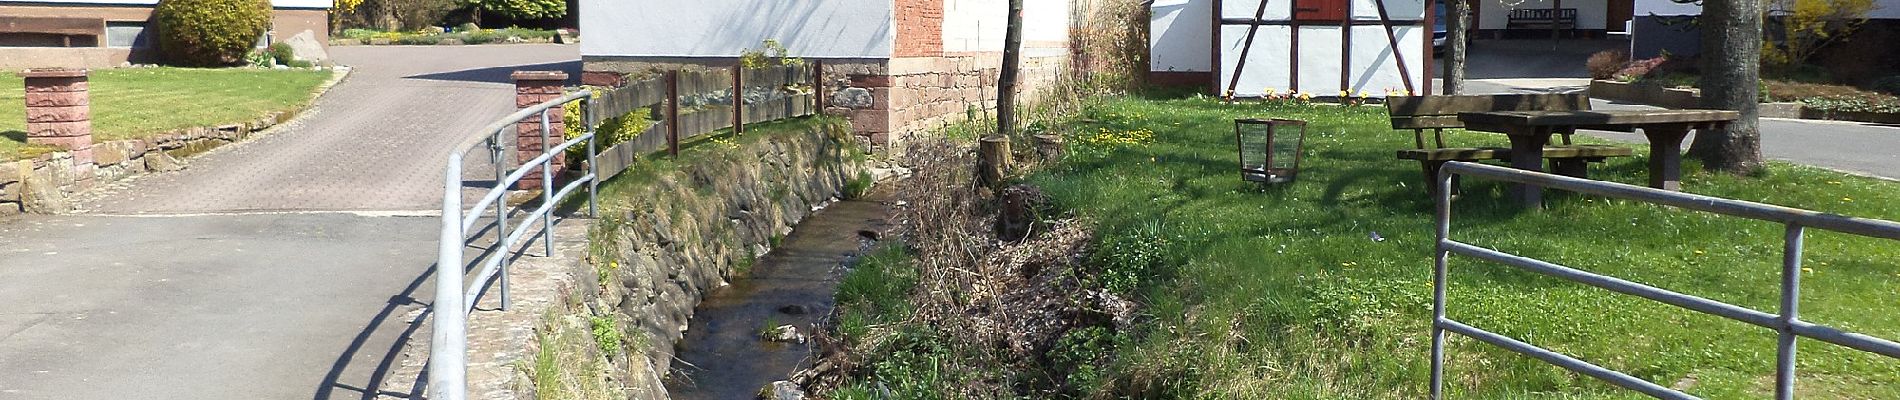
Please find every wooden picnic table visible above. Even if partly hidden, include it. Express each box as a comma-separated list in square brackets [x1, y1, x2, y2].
[1458, 109, 1740, 207]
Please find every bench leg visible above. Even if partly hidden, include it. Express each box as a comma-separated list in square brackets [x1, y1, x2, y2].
[1550, 159, 1588, 178]
[1421, 160, 1444, 195]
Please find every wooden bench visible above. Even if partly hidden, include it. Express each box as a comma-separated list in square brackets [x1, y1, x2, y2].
[1506, 8, 1577, 37]
[1385, 94, 1633, 192]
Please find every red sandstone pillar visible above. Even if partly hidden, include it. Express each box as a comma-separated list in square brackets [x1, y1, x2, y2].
[22, 68, 93, 167]
[512, 70, 568, 190]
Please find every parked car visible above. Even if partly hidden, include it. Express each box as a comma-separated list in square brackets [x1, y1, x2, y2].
[1434, 2, 1448, 52]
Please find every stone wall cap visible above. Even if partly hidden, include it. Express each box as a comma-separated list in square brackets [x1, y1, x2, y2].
[511, 70, 570, 81]
[21, 68, 89, 78]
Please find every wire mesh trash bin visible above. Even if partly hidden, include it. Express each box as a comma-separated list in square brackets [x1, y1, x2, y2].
[1235, 118, 1308, 184]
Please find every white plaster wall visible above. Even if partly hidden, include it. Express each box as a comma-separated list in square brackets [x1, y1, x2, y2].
[1150, 0, 1212, 72]
[14, 0, 330, 7]
[1479, 0, 1610, 30]
[1217, 0, 1428, 97]
[579, 0, 893, 58]
[942, 0, 1073, 57]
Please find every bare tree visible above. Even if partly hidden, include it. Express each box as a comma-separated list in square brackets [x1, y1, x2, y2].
[1688, 0, 1767, 174]
[996, 0, 1025, 137]
[1442, 0, 1472, 94]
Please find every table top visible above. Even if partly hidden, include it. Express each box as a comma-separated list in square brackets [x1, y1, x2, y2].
[1458, 109, 1741, 127]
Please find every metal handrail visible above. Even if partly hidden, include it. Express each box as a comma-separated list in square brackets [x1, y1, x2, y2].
[432, 89, 599, 400]
[1429, 161, 1900, 400]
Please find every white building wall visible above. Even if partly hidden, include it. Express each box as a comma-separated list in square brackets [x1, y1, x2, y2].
[942, 0, 1072, 57]
[1217, 0, 1429, 98]
[1479, 0, 1610, 30]
[1149, 0, 1212, 72]
[579, 0, 894, 58]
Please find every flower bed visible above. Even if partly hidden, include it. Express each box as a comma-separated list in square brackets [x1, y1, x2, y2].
[330, 26, 563, 46]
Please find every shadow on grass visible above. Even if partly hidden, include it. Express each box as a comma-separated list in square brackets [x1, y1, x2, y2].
[2, 130, 23, 143]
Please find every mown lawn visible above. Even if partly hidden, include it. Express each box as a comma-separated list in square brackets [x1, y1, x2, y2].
[1012, 96, 1900, 398]
[0, 67, 332, 161]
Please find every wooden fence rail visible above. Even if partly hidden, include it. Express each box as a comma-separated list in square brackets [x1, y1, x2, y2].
[584, 62, 822, 181]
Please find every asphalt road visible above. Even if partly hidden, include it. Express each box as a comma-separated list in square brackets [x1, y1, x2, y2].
[0, 44, 580, 400]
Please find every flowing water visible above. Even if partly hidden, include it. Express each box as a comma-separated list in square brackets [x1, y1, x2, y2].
[663, 193, 893, 399]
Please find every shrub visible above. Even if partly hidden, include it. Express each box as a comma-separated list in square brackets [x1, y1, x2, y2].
[154, 0, 272, 66]
[267, 42, 296, 65]
[1870, 76, 1900, 96]
[1585, 50, 1629, 80]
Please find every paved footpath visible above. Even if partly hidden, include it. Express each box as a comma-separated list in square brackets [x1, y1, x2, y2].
[0, 45, 578, 400]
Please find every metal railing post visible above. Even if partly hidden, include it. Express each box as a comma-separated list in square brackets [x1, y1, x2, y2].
[430, 154, 468, 400]
[540, 108, 555, 258]
[586, 99, 599, 219]
[491, 128, 508, 276]
[1776, 223, 1805, 400]
[1431, 168, 1454, 400]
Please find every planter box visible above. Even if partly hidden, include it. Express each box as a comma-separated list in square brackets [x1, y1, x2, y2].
[1589, 80, 1700, 109]
[1590, 80, 1804, 119]
[1799, 108, 1900, 124]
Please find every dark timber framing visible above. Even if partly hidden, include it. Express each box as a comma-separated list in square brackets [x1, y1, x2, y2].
[1216, 0, 1429, 98]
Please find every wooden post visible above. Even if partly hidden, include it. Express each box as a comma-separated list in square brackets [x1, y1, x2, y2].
[978, 135, 1012, 191]
[666, 70, 681, 156]
[813, 60, 825, 111]
[732, 65, 744, 136]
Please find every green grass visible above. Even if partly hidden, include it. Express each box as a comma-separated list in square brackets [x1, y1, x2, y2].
[0, 67, 331, 161]
[1017, 96, 1900, 398]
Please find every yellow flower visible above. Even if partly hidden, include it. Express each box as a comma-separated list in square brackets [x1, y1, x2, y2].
[1802, 267, 1815, 274]
[1843, 197, 1854, 202]
[1827, 181, 1843, 185]
[1693, 250, 1705, 255]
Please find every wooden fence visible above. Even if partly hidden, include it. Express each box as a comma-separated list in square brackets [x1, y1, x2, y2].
[586, 62, 824, 180]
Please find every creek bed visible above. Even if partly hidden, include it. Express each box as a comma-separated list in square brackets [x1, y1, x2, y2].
[663, 193, 892, 399]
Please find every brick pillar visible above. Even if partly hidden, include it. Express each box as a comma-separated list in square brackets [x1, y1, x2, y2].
[22, 68, 93, 167]
[512, 70, 568, 190]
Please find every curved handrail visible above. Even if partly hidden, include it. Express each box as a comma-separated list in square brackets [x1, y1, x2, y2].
[431, 88, 598, 400]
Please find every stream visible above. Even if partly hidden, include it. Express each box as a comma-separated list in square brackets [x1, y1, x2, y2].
[663, 192, 893, 399]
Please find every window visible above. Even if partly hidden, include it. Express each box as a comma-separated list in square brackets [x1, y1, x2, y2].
[106, 21, 151, 48]
[1293, 0, 1348, 22]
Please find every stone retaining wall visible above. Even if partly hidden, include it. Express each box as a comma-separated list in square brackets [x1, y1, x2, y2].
[373, 120, 873, 399]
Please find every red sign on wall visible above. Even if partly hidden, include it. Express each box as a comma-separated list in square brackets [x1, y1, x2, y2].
[1293, 0, 1347, 22]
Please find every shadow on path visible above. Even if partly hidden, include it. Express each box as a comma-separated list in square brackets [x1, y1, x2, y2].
[404, 61, 582, 85]
[313, 214, 523, 400]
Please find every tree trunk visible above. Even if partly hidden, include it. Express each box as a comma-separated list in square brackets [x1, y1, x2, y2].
[1688, 0, 1766, 174]
[1442, 0, 1471, 94]
[996, 0, 1025, 137]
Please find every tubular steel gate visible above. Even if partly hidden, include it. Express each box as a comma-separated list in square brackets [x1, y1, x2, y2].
[1430, 161, 1900, 400]
[432, 90, 598, 400]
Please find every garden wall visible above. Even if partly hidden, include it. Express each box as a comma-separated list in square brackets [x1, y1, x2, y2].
[0, 67, 347, 216]
[0, 111, 297, 216]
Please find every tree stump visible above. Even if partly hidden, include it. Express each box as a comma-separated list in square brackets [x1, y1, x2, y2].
[978, 135, 1012, 192]
[1033, 134, 1064, 164]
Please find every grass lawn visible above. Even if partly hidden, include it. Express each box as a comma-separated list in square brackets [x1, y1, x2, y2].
[0, 67, 332, 161]
[1013, 96, 1900, 398]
